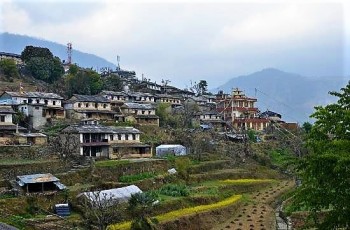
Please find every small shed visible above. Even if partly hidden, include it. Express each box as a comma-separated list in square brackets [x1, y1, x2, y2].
[14, 133, 47, 145]
[78, 185, 142, 207]
[156, 144, 187, 157]
[16, 173, 66, 193]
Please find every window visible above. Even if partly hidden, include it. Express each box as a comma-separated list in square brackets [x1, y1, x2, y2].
[78, 103, 81, 108]
[95, 103, 98, 108]
[85, 103, 89, 108]
[142, 111, 145, 115]
[110, 135, 114, 141]
[118, 134, 121, 140]
[23, 100, 27, 104]
[53, 101, 56, 105]
[103, 104, 107, 108]
[36, 99, 40, 104]
[125, 134, 129, 140]
[148, 111, 151, 115]
[0, 116, 5, 122]
[44, 100, 48, 105]
[132, 134, 136, 140]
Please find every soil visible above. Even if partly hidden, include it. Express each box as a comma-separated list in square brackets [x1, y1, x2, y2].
[213, 180, 295, 230]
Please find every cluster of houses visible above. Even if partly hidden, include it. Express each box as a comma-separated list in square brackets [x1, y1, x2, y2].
[0, 85, 296, 158]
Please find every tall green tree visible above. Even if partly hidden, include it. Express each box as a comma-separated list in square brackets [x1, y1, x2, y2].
[0, 59, 19, 79]
[22, 46, 64, 83]
[294, 81, 350, 229]
[65, 69, 103, 97]
[102, 74, 123, 91]
[21, 45, 53, 62]
[128, 193, 158, 230]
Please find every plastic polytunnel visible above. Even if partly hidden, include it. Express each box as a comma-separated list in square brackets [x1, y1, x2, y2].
[156, 144, 187, 157]
[78, 185, 142, 207]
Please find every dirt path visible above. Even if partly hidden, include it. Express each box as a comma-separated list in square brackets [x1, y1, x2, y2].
[213, 180, 294, 230]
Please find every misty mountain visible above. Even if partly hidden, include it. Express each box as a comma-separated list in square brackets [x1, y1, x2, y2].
[0, 32, 116, 70]
[213, 68, 346, 123]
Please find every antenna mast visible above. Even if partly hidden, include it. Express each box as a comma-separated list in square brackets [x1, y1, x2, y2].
[67, 43, 72, 64]
[117, 55, 120, 70]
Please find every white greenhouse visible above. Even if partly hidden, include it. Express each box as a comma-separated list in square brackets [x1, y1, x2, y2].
[156, 144, 187, 157]
[78, 185, 142, 207]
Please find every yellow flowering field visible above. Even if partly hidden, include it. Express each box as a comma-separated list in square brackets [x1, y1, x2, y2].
[107, 194, 242, 230]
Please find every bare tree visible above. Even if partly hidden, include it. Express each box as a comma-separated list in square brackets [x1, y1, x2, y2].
[49, 133, 80, 160]
[79, 191, 122, 230]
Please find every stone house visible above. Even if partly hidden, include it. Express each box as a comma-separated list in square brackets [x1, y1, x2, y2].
[155, 94, 182, 108]
[64, 94, 116, 120]
[195, 110, 227, 131]
[0, 91, 65, 130]
[120, 102, 159, 126]
[61, 120, 151, 159]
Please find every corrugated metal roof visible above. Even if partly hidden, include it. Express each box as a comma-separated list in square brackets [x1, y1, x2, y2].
[17, 173, 59, 184]
[5, 92, 63, 100]
[156, 144, 185, 149]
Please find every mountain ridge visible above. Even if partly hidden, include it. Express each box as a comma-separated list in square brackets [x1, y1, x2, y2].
[0, 32, 116, 70]
[212, 68, 346, 123]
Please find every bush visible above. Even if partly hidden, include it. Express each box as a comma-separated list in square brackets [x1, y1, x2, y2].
[159, 184, 190, 197]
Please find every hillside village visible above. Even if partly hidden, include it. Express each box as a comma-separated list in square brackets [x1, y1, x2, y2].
[0, 48, 304, 229]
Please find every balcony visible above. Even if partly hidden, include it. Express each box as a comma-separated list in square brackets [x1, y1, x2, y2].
[81, 139, 110, 146]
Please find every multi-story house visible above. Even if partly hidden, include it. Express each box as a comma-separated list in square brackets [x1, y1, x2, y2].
[61, 119, 151, 159]
[64, 94, 115, 120]
[0, 91, 65, 130]
[125, 92, 155, 104]
[195, 110, 227, 131]
[155, 94, 182, 108]
[216, 88, 269, 131]
[120, 102, 159, 126]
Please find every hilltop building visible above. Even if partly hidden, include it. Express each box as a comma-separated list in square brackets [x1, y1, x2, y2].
[216, 88, 269, 131]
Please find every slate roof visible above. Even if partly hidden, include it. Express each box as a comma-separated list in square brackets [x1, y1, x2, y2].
[100, 91, 127, 97]
[0, 106, 15, 114]
[62, 124, 141, 134]
[14, 133, 47, 137]
[4, 92, 63, 100]
[155, 94, 182, 99]
[122, 103, 154, 110]
[126, 92, 154, 97]
[68, 94, 109, 103]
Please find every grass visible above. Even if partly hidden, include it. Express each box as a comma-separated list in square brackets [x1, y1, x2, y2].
[119, 172, 155, 183]
[0, 159, 56, 166]
[107, 194, 242, 230]
[268, 148, 296, 167]
[95, 159, 130, 167]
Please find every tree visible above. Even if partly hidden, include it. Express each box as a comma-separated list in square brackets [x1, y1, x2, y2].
[65, 69, 103, 97]
[0, 59, 19, 79]
[190, 80, 208, 95]
[301, 122, 312, 134]
[21, 45, 53, 62]
[49, 133, 80, 161]
[79, 190, 122, 230]
[293, 81, 350, 229]
[22, 45, 64, 83]
[102, 74, 123, 91]
[128, 192, 158, 230]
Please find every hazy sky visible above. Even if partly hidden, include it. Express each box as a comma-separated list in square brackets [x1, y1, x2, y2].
[1, 0, 349, 88]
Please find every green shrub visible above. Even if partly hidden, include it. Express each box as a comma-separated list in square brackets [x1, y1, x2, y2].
[159, 184, 189, 197]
